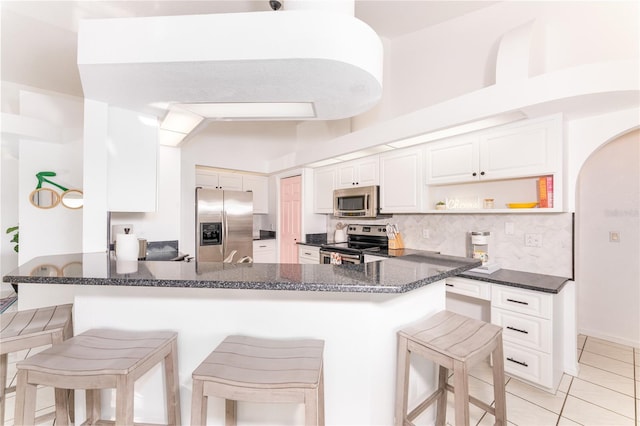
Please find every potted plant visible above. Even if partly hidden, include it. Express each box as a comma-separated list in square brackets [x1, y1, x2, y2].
[435, 201, 446, 210]
[6, 225, 19, 293]
[6, 225, 18, 253]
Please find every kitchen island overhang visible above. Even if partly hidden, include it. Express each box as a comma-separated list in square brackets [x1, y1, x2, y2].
[4, 252, 481, 293]
[4, 252, 481, 425]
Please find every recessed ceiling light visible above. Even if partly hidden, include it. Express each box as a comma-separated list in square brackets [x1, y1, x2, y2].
[179, 102, 316, 120]
[158, 129, 187, 147]
[160, 107, 203, 133]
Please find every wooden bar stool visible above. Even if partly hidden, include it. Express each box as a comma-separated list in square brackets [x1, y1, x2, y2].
[14, 328, 181, 426]
[1, 303, 73, 425]
[395, 310, 506, 426]
[191, 335, 325, 426]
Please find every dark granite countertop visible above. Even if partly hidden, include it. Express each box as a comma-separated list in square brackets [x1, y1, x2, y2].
[459, 269, 570, 294]
[3, 252, 481, 294]
[296, 241, 325, 248]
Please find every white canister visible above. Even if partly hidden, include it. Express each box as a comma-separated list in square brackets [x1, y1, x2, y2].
[334, 229, 347, 243]
[116, 233, 139, 261]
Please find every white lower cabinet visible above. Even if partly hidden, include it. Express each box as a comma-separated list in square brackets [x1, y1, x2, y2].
[446, 277, 564, 392]
[445, 277, 491, 301]
[252, 240, 276, 263]
[491, 285, 561, 391]
[298, 245, 320, 264]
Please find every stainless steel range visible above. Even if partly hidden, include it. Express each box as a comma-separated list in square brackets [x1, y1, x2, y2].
[319, 224, 389, 264]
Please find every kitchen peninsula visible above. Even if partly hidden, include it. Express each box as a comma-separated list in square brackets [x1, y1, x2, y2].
[5, 252, 480, 425]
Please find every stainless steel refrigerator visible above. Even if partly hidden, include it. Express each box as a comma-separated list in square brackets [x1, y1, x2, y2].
[196, 187, 253, 263]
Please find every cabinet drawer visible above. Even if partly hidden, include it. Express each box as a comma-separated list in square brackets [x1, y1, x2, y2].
[298, 245, 320, 264]
[491, 285, 552, 319]
[492, 308, 551, 353]
[253, 240, 276, 252]
[502, 342, 552, 388]
[445, 277, 491, 301]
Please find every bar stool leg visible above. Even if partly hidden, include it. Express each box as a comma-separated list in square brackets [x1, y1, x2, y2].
[0, 353, 7, 424]
[86, 389, 101, 423]
[492, 335, 507, 426]
[453, 360, 470, 426]
[394, 335, 410, 426]
[304, 387, 318, 426]
[14, 370, 37, 426]
[190, 379, 205, 425]
[115, 375, 135, 425]
[54, 388, 69, 426]
[318, 367, 325, 426]
[225, 399, 237, 426]
[435, 365, 448, 426]
[164, 340, 182, 425]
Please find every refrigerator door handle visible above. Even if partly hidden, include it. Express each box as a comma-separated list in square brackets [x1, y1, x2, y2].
[223, 209, 228, 249]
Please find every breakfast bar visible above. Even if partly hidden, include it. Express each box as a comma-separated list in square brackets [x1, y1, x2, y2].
[4, 252, 480, 425]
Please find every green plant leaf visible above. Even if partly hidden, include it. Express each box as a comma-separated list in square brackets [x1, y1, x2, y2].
[6, 226, 18, 234]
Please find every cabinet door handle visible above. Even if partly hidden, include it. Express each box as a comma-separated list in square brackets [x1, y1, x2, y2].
[304, 252, 311, 255]
[445, 283, 454, 287]
[506, 326, 529, 334]
[259, 245, 267, 248]
[506, 298, 529, 306]
[507, 357, 529, 367]
[480, 171, 485, 176]
[472, 172, 477, 177]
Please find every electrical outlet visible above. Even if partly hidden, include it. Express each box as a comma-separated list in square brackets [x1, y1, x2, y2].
[525, 233, 542, 247]
[422, 229, 430, 239]
[609, 231, 620, 242]
[505, 222, 514, 235]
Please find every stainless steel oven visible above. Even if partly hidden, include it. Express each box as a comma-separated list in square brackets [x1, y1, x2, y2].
[319, 224, 389, 265]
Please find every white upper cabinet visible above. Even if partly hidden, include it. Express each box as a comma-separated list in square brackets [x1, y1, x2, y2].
[426, 115, 562, 185]
[425, 135, 480, 184]
[336, 157, 379, 188]
[313, 166, 337, 214]
[479, 116, 561, 180]
[107, 107, 158, 212]
[242, 175, 269, 214]
[196, 169, 243, 191]
[196, 169, 269, 214]
[380, 146, 424, 213]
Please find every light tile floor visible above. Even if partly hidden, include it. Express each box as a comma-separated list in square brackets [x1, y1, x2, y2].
[2, 292, 639, 425]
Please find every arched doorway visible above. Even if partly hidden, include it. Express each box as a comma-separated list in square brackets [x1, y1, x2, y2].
[575, 129, 639, 346]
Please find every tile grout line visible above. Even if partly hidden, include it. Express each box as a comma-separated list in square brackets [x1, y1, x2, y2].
[556, 374, 576, 426]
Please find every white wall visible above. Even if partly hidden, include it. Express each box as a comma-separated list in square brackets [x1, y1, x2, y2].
[576, 129, 640, 347]
[0, 136, 19, 277]
[385, 1, 639, 121]
[18, 91, 84, 263]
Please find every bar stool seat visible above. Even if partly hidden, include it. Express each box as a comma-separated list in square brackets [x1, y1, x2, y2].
[395, 310, 507, 426]
[14, 328, 181, 426]
[191, 335, 325, 426]
[1, 304, 73, 425]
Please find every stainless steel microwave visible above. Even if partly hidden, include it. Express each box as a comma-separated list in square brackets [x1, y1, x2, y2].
[334, 185, 380, 218]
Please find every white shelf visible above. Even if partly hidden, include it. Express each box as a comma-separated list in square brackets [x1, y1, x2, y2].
[426, 174, 562, 213]
[424, 208, 562, 214]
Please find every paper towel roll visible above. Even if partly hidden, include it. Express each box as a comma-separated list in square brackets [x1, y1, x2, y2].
[116, 233, 139, 261]
[116, 259, 138, 274]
